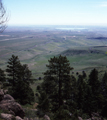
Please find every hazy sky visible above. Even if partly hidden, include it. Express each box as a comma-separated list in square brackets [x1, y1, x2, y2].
[3, 0, 107, 26]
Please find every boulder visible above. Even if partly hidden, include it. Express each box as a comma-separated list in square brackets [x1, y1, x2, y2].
[9, 110, 15, 116]
[0, 101, 25, 118]
[78, 116, 83, 120]
[4, 90, 8, 94]
[0, 94, 25, 118]
[24, 117, 29, 120]
[0, 94, 15, 104]
[0, 113, 14, 120]
[16, 116, 23, 120]
[4, 94, 15, 101]
[44, 115, 50, 120]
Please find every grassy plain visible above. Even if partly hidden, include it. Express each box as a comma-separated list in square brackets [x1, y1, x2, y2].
[0, 26, 107, 78]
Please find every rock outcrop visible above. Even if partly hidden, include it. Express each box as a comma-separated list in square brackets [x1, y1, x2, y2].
[0, 113, 14, 120]
[3, 94, 15, 101]
[78, 116, 83, 120]
[44, 115, 50, 120]
[16, 116, 23, 120]
[0, 101, 25, 118]
[0, 113, 24, 120]
[0, 89, 25, 120]
[0, 90, 49, 120]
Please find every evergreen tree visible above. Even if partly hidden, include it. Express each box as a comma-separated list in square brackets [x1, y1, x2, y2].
[100, 72, 107, 116]
[18, 64, 33, 85]
[66, 75, 78, 112]
[101, 72, 107, 98]
[77, 75, 87, 110]
[9, 79, 34, 105]
[6, 55, 34, 105]
[83, 85, 93, 116]
[0, 68, 6, 88]
[38, 55, 73, 118]
[6, 55, 33, 85]
[88, 68, 100, 95]
[0, 68, 6, 83]
[88, 68, 101, 112]
[38, 91, 50, 113]
[82, 71, 87, 79]
[6, 55, 21, 86]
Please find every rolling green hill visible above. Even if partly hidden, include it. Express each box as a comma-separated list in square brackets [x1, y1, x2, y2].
[0, 26, 107, 77]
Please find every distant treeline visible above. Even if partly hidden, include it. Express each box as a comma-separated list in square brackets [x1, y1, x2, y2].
[88, 37, 107, 40]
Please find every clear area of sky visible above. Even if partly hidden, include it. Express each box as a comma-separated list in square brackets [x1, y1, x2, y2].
[3, 0, 107, 26]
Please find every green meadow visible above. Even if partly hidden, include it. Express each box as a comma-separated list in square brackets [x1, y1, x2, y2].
[0, 26, 107, 78]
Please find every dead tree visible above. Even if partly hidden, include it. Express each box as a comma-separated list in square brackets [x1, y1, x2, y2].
[0, 0, 8, 32]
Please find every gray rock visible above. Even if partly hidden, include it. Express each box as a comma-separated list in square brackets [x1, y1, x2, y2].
[0, 113, 14, 120]
[4, 94, 15, 101]
[4, 90, 8, 94]
[78, 116, 83, 120]
[0, 94, 15, 104]
[0, 95, 25, 118]
[16, 116, 24, 120]
[44, 115, 50, 120]
[8, 110, 15, 116]
[0, 91, 25, 119]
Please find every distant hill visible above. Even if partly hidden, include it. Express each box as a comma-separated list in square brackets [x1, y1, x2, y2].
[61, 48, 103, 56]
[88, 37, 107, 40]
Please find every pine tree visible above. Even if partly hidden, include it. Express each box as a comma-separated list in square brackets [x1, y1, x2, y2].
[0, 68, 6, 88]
[38, 91, 50, 113]
[9, 79, 34, 105]
[0, 68, 6, 83]
[66, 75, 78, 112]
[6, 55, 34, 105]
[18, 64, 33, 85]
[88, 68, 101, 112]
[44, 55, 73, 108]
[82, 71, 87, 79]
[6, 55, 21, 86]
[88, 68, 100, 95]
[38, 55, 73, 118]
[83, 85, 93, 116]
[77, 75, 87, 110]
[101, 72, 107, 98]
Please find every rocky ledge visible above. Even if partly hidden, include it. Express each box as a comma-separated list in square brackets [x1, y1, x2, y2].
[0, 89, 25, 120]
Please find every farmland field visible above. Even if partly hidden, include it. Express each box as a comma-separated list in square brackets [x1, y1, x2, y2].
[0, 25, 107, 78]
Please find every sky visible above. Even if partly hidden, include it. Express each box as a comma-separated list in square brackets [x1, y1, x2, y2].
[3, 0, 107, 26]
